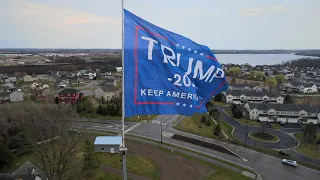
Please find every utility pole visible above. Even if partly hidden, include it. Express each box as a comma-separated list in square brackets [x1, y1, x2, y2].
[161, 115, 163, 143]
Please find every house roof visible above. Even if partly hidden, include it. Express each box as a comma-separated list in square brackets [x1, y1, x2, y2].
[296, 104, 318, 113]
[230, 84, 256, 88]
[59, 88, 79, 95]
[247, 103, 318, 113]
[267, 104, 299, 112]
[94, 136, 122, 145]
[13, 161, 47, 180]
[227, 90, 281, 97]
[100, 85, 118, 92]
[248, 103, 268, 111]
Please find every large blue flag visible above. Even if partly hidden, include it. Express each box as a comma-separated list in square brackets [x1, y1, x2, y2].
[124, 9, 228, 117]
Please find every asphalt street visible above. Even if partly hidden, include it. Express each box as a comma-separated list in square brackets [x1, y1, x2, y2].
[216, 106, 299, 149]
[73, 115, 320, 180]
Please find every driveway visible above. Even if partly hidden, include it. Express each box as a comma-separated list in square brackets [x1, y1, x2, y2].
[217, 106, 299, 149]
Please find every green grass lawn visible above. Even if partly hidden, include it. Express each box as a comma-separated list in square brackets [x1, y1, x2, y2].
[96, 153, 160, 179]
[218, 120, 236, 142]
[88, 170, 123, 180]
[0, 153, 39, 173]
[249, 132, 279, 142]
[294, 132, 320, 159]
[270, 123, 282, 130]
[225, 109, 261, 127]
[175, 113, 219, 139]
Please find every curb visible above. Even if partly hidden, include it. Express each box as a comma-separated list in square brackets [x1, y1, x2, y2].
[248, 132, 280, 143]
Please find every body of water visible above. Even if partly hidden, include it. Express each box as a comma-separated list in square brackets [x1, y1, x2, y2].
[214, 54, 317, 66]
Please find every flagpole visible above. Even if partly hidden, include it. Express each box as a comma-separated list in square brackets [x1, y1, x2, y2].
[120, 0, 127, 180]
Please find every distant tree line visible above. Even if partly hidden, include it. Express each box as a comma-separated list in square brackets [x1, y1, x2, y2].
[285, 58, 320, 69]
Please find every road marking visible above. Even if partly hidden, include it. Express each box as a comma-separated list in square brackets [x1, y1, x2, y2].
[124, 123, 141, 133]
[151, 120, 166, 125]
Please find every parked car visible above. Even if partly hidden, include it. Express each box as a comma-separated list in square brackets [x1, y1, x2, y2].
[282, 159, 297, 167]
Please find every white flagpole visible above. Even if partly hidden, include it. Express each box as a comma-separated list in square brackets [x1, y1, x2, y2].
[120, 0, 127, 180]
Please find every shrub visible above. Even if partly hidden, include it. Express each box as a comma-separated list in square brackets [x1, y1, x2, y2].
[279, 151, 290, 157]
[206, 119, 211, 126]
[0, 142, 14, 167]
[214, 93, 222, 102]
[201, 116, 207, 123]
[214, 124, 221, 135]
[206, 101, 214, 108]
[232, 108, 243, 118]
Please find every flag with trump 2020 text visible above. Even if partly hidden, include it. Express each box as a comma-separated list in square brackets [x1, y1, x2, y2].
[124, 9, 228, 117]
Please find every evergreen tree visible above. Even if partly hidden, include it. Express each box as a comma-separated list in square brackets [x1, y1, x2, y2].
[214, 124, 221, 135]
[82, 140, 100, 179]
[96, 104, 102, 114]
[214, 93, 222, 102]
[200, 116, 206, 123]
[205, 119, 211, 126]
[76, 104, 82, 113]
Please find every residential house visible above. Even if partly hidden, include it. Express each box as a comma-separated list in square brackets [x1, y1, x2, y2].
[83, 72, 96, 80]
[282, 82, 318, 93]
[9, 91, 24, 102]
[5, 76, 17, 83]
[23, 75, 37, 82]
[228, 84, 262, 92]
[58, 88, 84, 104]
[116, 67, 123, 72]
[104, 78, 116, 86]
[222, 91, 284, 104]
[13, 161, 48, 180]
[285, 73, 294, 80]
[309, 79, 320, 90]
[244, 103, 320, 124]
[94, 86, 120, 102]
[36, 74, 48, 80]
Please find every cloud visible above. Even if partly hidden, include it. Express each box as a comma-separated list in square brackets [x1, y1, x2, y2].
[0, 0, 121, 48]
[240, 5, 285, 17]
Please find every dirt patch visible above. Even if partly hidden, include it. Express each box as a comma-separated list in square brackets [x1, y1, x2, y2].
[127, 141, 215, 180]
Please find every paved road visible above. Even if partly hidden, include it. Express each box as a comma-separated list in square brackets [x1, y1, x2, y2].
[73, 116, 320, 180]
[216, 106, 299, 149]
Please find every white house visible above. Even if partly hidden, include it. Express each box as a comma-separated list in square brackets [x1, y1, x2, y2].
[9, 91, 24, 102]
[5, 76, 17, 83]
[222, 91, 284, 104]
[282, 82, 318, 93]
[244, 103, 320, 124]
[84, 72, 96, 80]
[285, 73, 294, 80]
[94, 86, 119, 102]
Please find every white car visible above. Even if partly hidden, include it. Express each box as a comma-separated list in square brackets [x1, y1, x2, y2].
[282, 159, 297, 167]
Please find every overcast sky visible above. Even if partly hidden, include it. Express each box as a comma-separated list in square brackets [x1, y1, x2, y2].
[0, 0, 319, 49]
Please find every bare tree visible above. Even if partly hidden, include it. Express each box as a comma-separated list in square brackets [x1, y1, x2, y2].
[0, 103, 83, 180]
[25, 104, 83, 180]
